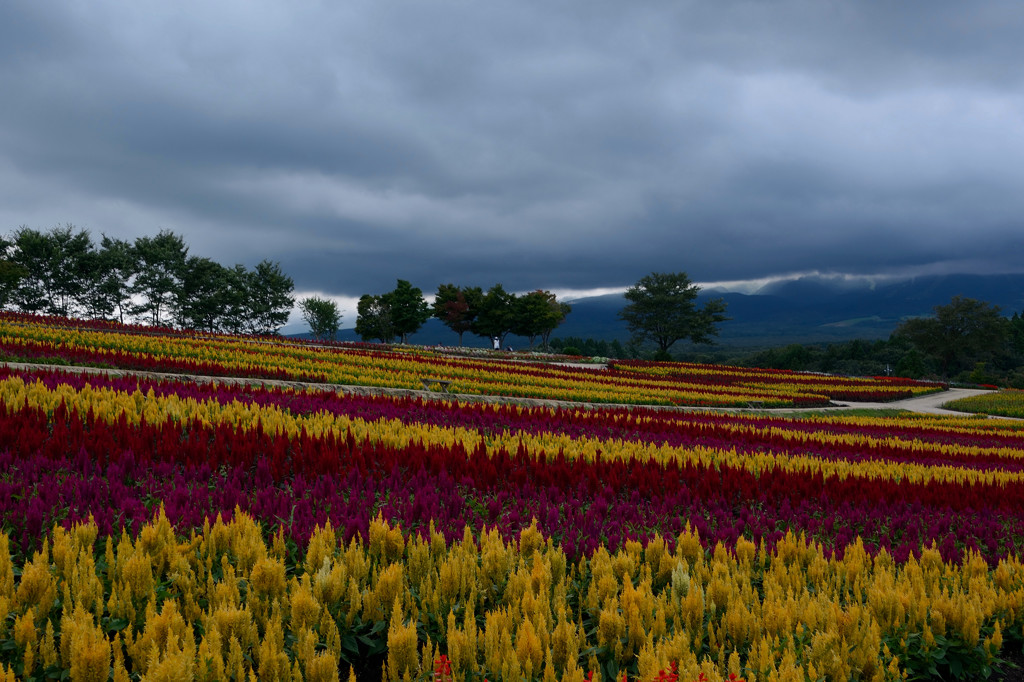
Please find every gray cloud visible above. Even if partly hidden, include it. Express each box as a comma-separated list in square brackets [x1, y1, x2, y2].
[2, 0, 1023, 302]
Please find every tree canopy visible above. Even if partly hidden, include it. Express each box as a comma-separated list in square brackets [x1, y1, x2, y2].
[472, 284, 516, 345]
[1, 225, 295, 335]
[8, 224, 94, 317]
[88, 235, 137, 322]
[385, 280, 431, 344]
[511, 290, 571, 349]
[244, 260, 296, 335]
[299, 296, 341, 341]
[131, 229, 189, 326]
[619, 272, 728, 356]
[894, 296, 1009, 377]
[356, 280, 431, 344]
[432, 284, 482, 347]
[174, 256, 231, 333]
[355, 294, 394, 343]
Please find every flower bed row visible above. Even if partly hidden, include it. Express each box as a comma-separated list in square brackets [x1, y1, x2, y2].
[0, 313, 945, 407]
[945, 389, 1024, 419]
[608, 360, 945, 402]
[0, 509, 1018, 681]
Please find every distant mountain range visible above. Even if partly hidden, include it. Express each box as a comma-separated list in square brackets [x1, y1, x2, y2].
[297, 273, 1024, 349]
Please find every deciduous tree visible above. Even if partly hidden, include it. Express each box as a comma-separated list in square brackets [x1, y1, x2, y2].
[243, 260, 295, 335]
[174, 256, 231, 332]
[131, 230, 188, 326]
[355, 294, 393, 343]
[86, 235, 137, 322]
[300, 296, 341, 341]
[433, 283, 482, 346]
[384, 279, 430, 344]
[9, 224, 95, 317]
[472, 284, 516, 346]
[894, 296, 1009, 377]
[511, 290, 571, 349]
[619, 272, 728, 357]
[0, 235, 28, 311]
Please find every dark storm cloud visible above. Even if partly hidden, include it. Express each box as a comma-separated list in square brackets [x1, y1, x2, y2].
[2, 0, 1024, 304]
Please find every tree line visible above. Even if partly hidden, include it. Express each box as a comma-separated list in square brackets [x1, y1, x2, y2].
[677, 296, 1024, 387]
[301, 281, 572, 349]
[0, 224, 295, 334]
[0, 225, 578, 348]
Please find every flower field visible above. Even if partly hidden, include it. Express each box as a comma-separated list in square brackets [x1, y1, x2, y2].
[0, 339, 1020, 680]
[607, 360, 944, 404]
[944, 390, 1024, 419]
[0, 313, 944, 408]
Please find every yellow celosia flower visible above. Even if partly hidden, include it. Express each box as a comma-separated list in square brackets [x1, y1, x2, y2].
[13, 609, 37, 675]
[306, 650, 341, 682]
[68, 611, 111, 682]
[386, 599, 418, 681]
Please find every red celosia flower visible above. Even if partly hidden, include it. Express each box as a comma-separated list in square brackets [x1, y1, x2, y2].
[433, 655, 452, 682]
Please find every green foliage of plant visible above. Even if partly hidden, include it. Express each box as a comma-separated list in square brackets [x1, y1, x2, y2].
[890, 626, 1002, 681]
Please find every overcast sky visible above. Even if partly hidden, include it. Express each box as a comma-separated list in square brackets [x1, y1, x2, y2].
[3, 1, 1023, 319]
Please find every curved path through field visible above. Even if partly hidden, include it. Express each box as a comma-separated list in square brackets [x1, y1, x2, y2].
[784, 387, 1005, 417]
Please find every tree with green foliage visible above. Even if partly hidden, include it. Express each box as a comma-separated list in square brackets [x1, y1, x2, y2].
[619, 272, 728, 357]
[86, 235, 137, 322]
[243, 260, 295, 335]
[383, 279, 430, 344]
[893, 296, 1009, 378]
[0, 235, 28, 311]
[212, 264, 251, 334]
[355, 294, 393, 343]
[300, 296, 341, 341]
[174, 257, 232, 332]
[433, 283, 482, 346]
[550, 336, 627, 358]
[511, 290, 571, 349]
[0, 261, 27, 310]
[9, 224, 95, 317]
[472, 284, 516, 346]
[131, 230, 188, 326]
[893, 348, 929, 380]
[1011, 312, 1024, 357]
